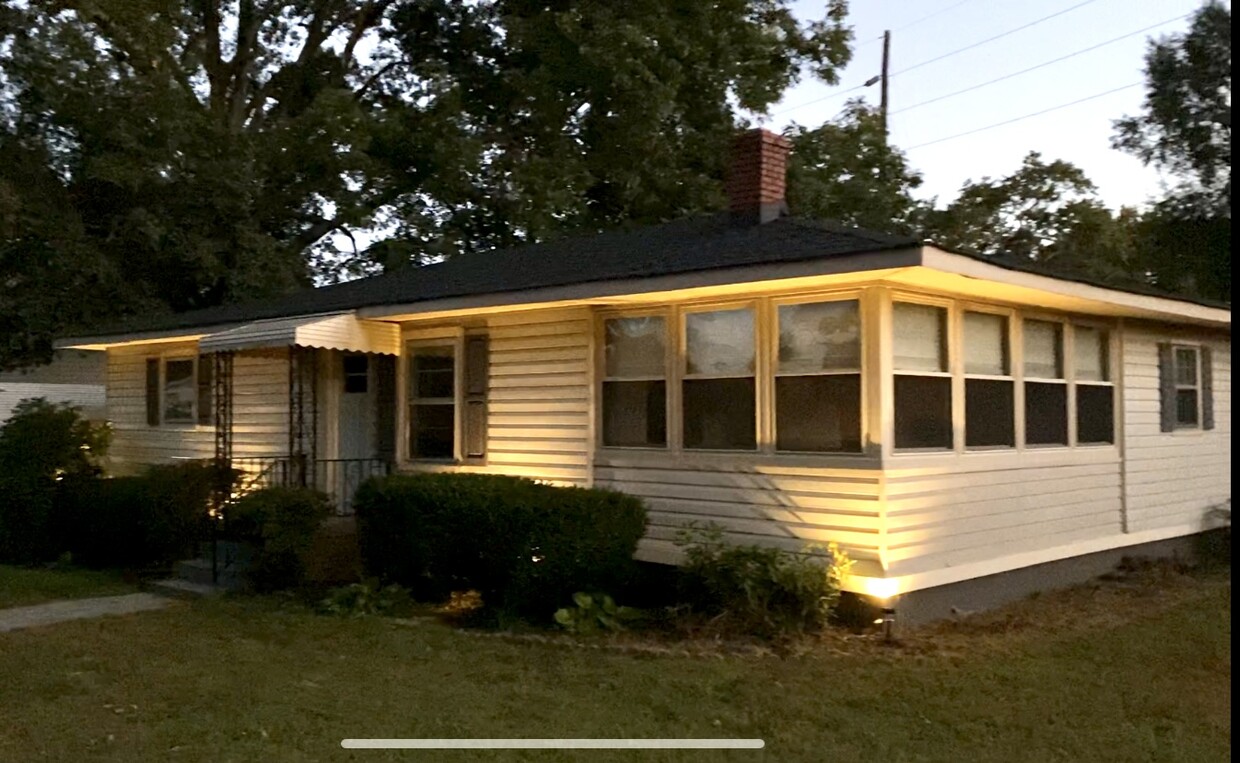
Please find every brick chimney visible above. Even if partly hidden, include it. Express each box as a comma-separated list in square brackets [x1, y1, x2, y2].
[725, 128, 791, 224]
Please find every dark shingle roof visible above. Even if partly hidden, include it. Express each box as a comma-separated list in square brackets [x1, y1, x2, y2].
[87, 215, 917, 337]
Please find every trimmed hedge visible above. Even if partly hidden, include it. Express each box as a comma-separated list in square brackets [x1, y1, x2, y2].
[354, 473, 647, 619]
[52, 461, 227, 570]
[227, 487, 332, 592]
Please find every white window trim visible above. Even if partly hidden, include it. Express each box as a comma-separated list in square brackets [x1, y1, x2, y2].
[680, 301, 760, 453]
[598, 309, 672, 451]
[149, 351, 207, 430]
[960, 304, 1017, 451]
[891, 294, 955, 452]
[1171, 343, 1204, 431]
[1021, 315, 1069, 449]
[1070, 322, 1117, 446]
[403, 332, 465, 463]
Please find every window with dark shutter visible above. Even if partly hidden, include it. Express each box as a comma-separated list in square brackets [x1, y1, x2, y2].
[145, 358, 160, 426]
[464, 335, 489, 459]
[197, 355, 214, 426]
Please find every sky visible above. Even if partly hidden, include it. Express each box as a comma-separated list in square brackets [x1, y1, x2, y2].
[762, 0, 1213, 210]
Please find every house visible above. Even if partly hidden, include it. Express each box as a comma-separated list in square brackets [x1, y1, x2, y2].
[56, 130, 1230, 621]
[0, 350, 106, 423]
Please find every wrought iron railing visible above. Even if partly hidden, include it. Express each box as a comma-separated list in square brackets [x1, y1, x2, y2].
[230, 456, 391, 515]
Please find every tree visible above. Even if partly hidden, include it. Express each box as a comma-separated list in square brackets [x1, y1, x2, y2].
[1112, 1, 1230, 302]
[784, 100, 925, 233]
[0, 0, 855, 369]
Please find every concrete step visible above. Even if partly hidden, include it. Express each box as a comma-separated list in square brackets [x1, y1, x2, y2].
[148, 579, 229, 598]
[174, 559, 244, 589]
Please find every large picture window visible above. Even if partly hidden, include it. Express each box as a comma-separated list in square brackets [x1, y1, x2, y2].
[1075, 327, 1114, 443]
[775, 299, 861, 452]
[602, 316, 667, 447]
[408, 346, 456, 460]
[893, 302, 952, 449]
[683, 308, 756, 450]
[963, 311, 1014, 448]
[1024, 320, 1067, 446]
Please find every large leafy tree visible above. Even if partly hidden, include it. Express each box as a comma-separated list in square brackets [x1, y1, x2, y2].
[0, 0, 853, 369]
[784, 99, 925, 233]
[1112, 1, 1230, 302]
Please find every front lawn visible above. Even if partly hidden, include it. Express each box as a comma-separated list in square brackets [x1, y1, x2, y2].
[0, 565, 135, 609]
[0, 571, 1229, 762]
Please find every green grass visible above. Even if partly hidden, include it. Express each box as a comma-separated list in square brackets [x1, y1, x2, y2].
[0, 565, 135, 609]
[0, 573, 1229, 763]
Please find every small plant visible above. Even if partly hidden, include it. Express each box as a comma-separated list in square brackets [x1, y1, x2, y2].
[554, 592, 641, 635]
[318, 580, 414, 618]
[675, 524, 853, 638]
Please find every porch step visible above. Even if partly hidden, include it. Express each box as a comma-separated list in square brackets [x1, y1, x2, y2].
[148, 578, 229, 598]
[174, 558, 245, 590]
[197, 540, 255, 568]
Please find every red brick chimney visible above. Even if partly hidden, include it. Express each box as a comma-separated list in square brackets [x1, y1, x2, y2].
[725, 128, 791, 224]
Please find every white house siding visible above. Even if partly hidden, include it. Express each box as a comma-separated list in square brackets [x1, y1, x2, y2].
[882, 450, 1124, 578]
[1122, 325, 1231, 534]
[0, 382, 106, 422]
[106, 343, 289, 472]
[593, 457, 885, 575]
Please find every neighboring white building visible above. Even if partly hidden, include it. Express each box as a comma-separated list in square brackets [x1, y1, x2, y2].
[0, 350, 106, 423]
[57, 131, 1230, 621]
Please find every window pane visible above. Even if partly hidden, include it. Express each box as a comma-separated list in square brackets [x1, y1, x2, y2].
[894, 376, 952, 449]
[1175, 347, 1198, 386]
[1024, 321, 1063, 379]
[164, 360, 195, 422]
[965, 379, 1014, 447]
[344, 354, 369, 393]
[775, 375, 861, 452]
[602, 381, 667, 447]
[1075, 327, 1109, 382]
[893, 303, 947, 372]
[777, 300, 860, 373]
[1025, 382, 1068, 445]
[411, 349, 454, 399]
[411, 404, 454, 459]
[605, 317, 665, 378]
[964, 312, 1009, 376]
[343, 354, 369, 376]
[685, 309, 754, 376]
[1176, 389, 1199, 426]
[1077, 385, 1115, 444]
[683, 378, 755, 450]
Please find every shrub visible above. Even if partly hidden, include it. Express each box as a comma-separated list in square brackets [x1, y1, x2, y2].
[317, 580, 414, 618]
[554, 592, 642, 635]
[51, 461, 224, 570]
[228, 486, 332, 592]
[676, 525, 853, 638]
[354, 473, 647, 620]
[0, 398, 110, 564]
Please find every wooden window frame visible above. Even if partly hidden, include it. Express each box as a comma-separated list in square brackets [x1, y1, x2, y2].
[404, 335, 464, 463]
[1021, 315, 1069, 449]
[147, 351, 209, 429]
[960, 304, 1017, 451]
[1069, 322, 1117, 445]
[680, 301, 760, 452]
[891, 294, 955, 453]
[1170, 343, 1204, 431]
[598, 308, 672, 451]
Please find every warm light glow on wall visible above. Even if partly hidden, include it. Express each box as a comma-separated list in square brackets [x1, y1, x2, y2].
[854, 575, 900, 602]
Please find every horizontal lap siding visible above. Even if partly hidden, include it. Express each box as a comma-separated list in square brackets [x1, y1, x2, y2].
[106, 344, 288, 471]
[594, 459, 884, 573]
[883, 458, 1124, 577]
[1123, 328, 1231, 533]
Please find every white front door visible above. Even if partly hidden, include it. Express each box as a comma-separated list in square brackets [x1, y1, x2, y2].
[338, 354, 376, 460]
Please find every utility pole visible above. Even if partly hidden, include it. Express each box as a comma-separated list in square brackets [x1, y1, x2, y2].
[880, 30, 891, 137]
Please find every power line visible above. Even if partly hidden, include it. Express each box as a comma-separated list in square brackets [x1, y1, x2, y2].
[891, 13, 1188, 116]
[904, 81, 1142, 151]
[774, 0, 1105, 118]
[891, 0, 980, 34]
[892, 0, 1105, 77]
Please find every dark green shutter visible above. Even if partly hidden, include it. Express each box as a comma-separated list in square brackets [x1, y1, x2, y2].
[1201, 346, 1214, 430]
[374, 354, 397, 460]
[145, 358, 160, 426]
[196, 354, 213, 426]
[464, 335, 489, 459]
[1157, 343, 1175, 432]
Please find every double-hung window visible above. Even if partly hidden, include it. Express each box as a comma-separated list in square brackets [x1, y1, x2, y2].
[1024, 320, 1068, 446]
[408, 346, 456, 460]
[683, 307, 756, 450]
[963, 311, 1014, 448]
[145, 355, 212, 427]
[892, 302, 952, 449]
[775, 299, 861, 452]
[1074, 327, 1115, 443]
[1172, 345, 1201, 429]
[601, 316, 667, 448]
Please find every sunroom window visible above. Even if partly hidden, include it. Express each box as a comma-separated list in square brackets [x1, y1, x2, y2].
[1023, 320, 1067, 446]
[602, 316, 667, 448]
[963, 311, 1014, 448]
[775, 299, 861, 452]
[893, 302, 952, 449]
[1075, 327, 1114, 443]
[683, 308, 756, 450]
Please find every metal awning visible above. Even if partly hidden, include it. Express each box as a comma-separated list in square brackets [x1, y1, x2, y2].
[197, 312, 400, 355]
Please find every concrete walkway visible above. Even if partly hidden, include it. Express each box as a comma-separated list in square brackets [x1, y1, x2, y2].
[0, 593, 172, 633]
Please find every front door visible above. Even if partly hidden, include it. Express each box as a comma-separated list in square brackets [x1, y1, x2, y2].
[338, 354, 375, 460]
